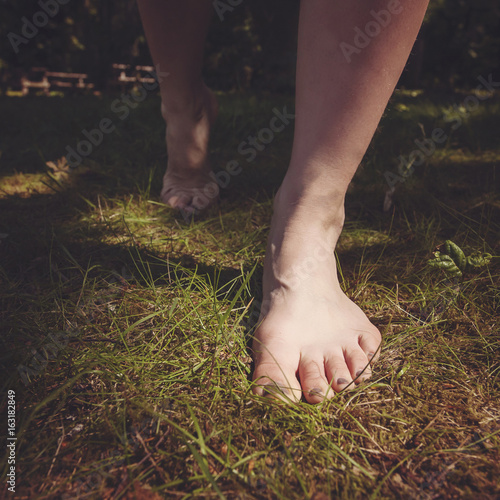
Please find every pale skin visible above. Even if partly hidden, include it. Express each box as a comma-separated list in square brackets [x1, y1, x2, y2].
[137, 0, 429, 403]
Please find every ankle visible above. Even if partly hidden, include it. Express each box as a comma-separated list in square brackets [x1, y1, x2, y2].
[274, 179, 346, 238]
[160, 81, 207, 121]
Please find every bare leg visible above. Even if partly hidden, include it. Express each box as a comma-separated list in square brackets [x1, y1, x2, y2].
[252, 0, 429, 402]
[137, 0, 218, 213]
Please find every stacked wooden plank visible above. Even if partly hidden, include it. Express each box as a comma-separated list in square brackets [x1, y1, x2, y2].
[108, 63, 156, 91]
[20, 67, 95, 95]
[16, 64, 157, 95]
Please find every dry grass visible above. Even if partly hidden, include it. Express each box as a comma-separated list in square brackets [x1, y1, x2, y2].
[0, 89, 499, 499]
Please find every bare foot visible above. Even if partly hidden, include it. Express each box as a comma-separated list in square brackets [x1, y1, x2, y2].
[160, 83, 219, 213]
[252, 186, 382, 403]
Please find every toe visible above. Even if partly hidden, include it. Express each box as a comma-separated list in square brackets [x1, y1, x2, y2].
[252, 365, 302, 402]
[252, 345, 302, 403]
[298, 353, 332, 403]
[359, 328, 382, 364]
[259, 381, 298, 402]
[325, 353, 354, 391]
[161, 174, 219, 213]
[345, 344, 373, 383]
[161, 187, 192, 210]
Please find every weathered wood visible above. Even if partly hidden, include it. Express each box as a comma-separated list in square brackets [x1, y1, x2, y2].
[16, 65, 156, 95]
[108, 64, 157, 90]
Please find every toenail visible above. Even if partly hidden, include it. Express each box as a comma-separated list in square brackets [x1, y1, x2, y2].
[309, 388, 323, 397]
[356, 369, 363, 378]
[262, 384, 290, 398]
[337, 378, 349, 385]
[367, 352, 375, 360]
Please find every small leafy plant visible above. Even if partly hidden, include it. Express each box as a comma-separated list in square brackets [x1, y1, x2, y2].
[428, 240, 492, 278]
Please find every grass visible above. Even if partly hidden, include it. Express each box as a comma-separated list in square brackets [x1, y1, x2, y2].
[0, 87, 499, 499]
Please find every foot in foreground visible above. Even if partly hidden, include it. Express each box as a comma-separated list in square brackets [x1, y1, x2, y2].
[251, 186, 382, 404]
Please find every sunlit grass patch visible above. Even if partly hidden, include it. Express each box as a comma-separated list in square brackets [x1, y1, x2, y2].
[0, 171, 51, 198]
[0, 90, 499, 499]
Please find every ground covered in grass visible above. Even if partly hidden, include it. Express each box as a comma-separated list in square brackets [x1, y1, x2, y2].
[0, 89, 499, 499]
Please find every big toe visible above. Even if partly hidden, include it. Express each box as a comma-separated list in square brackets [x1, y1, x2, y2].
[252, 347, 302, 403]
[161, 189, 193, 211]
[161, 180, 219, 213]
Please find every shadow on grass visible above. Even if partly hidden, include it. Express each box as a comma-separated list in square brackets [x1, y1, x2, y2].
[1, 91, 499, 499]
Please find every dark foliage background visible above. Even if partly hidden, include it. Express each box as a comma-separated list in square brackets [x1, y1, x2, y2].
[1, 0, 499, 91]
